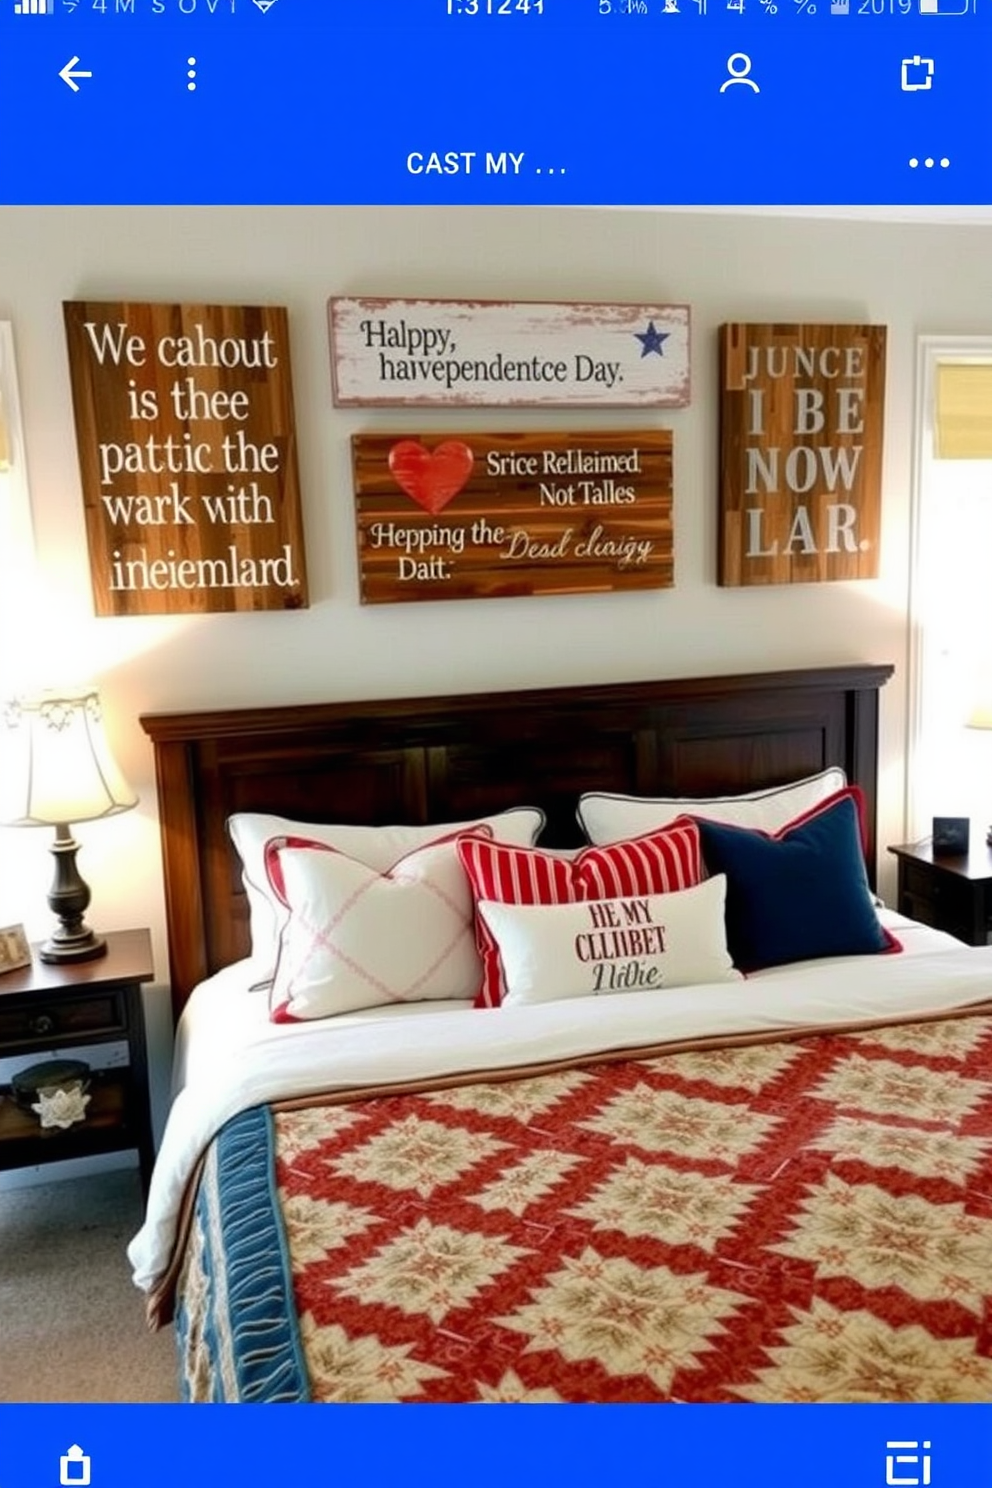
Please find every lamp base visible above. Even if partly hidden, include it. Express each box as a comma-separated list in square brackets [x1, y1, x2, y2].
[38, 931, 106, 965]
[41, 824, 106, 964]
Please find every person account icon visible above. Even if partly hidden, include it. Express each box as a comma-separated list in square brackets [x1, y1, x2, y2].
[720, 53, 760, 91]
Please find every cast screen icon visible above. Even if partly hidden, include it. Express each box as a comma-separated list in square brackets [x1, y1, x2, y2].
[902, 55, 935, 88]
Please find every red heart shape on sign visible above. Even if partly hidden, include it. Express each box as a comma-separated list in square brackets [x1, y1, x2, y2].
[387, 440, 474, 515]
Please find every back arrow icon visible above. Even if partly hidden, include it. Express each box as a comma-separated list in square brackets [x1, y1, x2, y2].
[59, 57, 93, 92]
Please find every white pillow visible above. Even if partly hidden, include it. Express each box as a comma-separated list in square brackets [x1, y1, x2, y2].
[577, 769, 847, 846]
[477, 875, 741, 1008]
[267, 833, 487, 1020]
[229, 806, 544, 984]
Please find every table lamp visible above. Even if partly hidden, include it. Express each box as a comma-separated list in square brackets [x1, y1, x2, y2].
[0, 688, 137, 962]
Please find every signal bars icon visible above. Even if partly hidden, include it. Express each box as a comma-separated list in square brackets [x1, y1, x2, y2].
[14, 0, 53, 11]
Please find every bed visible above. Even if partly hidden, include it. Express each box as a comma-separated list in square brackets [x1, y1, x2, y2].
[129, 664, 992, 1402]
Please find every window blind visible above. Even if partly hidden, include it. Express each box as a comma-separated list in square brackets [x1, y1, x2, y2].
[935, 363, 992, 459]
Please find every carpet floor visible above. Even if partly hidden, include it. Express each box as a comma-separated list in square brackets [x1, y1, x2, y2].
[0, 1169, 179, 1402]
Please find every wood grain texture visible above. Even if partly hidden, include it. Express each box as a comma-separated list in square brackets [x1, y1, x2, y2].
[63, 301, 308, 617]
[719, 324, 886, 587]
[353, 428, 673, 604]
[329, 298, 691, 408]
[140, 663, 894, 1018]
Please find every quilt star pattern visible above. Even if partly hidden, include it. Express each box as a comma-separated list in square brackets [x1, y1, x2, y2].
[176, 1013, 992, 1402]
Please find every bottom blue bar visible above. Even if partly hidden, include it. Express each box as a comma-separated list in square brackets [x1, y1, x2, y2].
[2, 1405, 989, 1488]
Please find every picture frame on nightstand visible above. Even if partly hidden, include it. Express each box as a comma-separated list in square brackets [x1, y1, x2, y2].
[932, 816, 970, 855]
[0, 923, 31, 974]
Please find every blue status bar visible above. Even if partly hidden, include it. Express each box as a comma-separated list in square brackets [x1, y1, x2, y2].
[0, 2, 990, 202]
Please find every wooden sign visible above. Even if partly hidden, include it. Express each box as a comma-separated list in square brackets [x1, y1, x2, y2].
[63, 301, 308, 616]
[719, 323, 886, 587]
[330, 298, 690, 408]
[353, 430, 673, 604]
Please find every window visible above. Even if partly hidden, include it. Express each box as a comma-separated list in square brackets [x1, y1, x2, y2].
[909, 338, 992, 841]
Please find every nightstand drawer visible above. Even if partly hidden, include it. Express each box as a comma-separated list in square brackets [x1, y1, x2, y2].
[901, 858, 937, 904]
[0, 992, 125, 1045]
[0, 930, 157, 1195]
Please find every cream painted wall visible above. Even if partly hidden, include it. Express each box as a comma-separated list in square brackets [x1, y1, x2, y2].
[1, 205, 991, 1134]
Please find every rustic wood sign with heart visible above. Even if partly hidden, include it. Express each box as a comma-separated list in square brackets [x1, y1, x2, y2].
[352, 429, 673, 605]
[387, 440, 474, 514]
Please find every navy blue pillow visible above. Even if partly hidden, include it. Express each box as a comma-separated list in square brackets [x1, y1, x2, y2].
[694, 791, 896, 973]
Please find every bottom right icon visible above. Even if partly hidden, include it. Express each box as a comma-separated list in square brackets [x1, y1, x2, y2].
[886, 1441, 932, 1487]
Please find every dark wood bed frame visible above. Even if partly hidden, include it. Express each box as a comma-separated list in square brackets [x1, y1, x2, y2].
[141, 663, 894, 1021]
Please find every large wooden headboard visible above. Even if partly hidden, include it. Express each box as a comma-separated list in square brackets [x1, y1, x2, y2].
[141, 663, 893, 1019]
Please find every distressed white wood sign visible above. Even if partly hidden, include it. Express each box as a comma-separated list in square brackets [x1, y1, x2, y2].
[329, 298, 691, 408]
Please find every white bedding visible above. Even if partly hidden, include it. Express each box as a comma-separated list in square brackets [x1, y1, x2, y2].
[128, 911, 992, 1292]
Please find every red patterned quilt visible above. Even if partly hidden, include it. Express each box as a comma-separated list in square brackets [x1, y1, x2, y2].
[177, 1012, 992, 1401]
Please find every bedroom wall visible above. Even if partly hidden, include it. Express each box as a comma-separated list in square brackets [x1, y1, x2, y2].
[2, 205, 991, 1146]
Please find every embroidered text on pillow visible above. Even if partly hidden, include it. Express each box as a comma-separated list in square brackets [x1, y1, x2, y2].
[458, 821, 702, 1008]
[478, 876, 741, 1008]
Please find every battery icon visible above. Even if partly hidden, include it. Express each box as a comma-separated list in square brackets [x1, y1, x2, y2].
[13, 0, 53, 10]
[919, 0, 970, 13]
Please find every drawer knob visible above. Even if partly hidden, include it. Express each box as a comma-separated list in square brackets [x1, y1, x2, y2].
[29, 1013, 55, 1035]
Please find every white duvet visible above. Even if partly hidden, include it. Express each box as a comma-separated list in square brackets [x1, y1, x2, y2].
[128, 913, 992, 1292]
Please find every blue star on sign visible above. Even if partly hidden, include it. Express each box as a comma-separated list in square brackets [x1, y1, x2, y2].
[634, 321, 670, 357]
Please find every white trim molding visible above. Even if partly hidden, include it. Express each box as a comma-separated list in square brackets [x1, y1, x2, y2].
[908, 335, 992, 838]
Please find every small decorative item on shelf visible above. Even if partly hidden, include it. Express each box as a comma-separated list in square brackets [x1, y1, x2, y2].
[12, 1058, 91, 1129]
[0, 922, 30, 974]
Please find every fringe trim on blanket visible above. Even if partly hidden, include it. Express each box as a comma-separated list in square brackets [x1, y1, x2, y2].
[174, 1106, 310, 1401]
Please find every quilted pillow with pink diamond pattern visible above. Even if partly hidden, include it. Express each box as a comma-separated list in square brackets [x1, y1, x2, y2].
[265, 829, 493, 1021]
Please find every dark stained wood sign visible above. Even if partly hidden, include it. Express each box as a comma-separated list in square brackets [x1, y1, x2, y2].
[719, 323, 886, 587]
[63, 301, 308, 616]
[330, 298, 691, 408]
[352, 429, 673, 604]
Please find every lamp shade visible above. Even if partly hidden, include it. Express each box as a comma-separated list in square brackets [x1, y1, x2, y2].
[967, 699, 992, 732]
[0, 688, 137, 828]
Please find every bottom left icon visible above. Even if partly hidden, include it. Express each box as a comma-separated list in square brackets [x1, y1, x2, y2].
[60, 1447, 91, 1487]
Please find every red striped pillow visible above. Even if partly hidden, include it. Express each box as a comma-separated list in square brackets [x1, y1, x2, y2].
[458, 821, 702, 1008]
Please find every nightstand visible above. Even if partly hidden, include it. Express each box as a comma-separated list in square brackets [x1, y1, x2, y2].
[888, 841, 992, 947]
[0, 929, 157, 1195]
